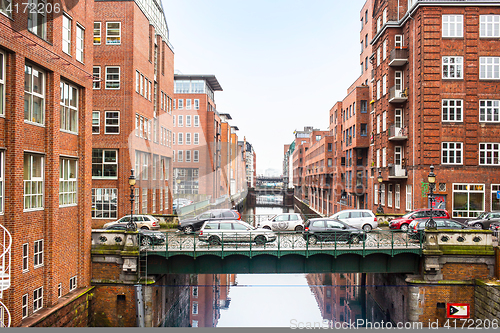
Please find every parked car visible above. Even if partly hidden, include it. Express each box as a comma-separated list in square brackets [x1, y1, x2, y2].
[408, 218, 471, 240]
[389, 209, 450, 232]
[329, 209, 377, 232]
[104, 224, 166, 246]
[198, 220, 276, 245]
[489, 222, 500, 237]
[303, 218, 367, 244]
[103, 214, 160, 230]
[466, 211, 500, 230]
[257, 213, 305, 231]
[178, 209, 242, 233]
[173, 198, 194, 212]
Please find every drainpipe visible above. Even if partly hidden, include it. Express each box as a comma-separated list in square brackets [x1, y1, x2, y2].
[410, 9, 416, 211]
[135, 284, 145, 327]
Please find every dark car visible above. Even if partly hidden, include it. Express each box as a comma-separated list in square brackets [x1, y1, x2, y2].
[466, 211, 500, 230]
[489, 222, 500, 237]
[178, 209, 242, 233]
[389, 209, 450, 232]
[105, 224, 166, 246]
[408, 218, 471, 240]
[302, 218, 367, 244]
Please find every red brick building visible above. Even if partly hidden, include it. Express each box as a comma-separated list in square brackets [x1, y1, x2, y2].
[172, 75, 224, 202]
[371, 0, 500, 217]
[0, 0, 94, 326]
[92, 0, 174, 227]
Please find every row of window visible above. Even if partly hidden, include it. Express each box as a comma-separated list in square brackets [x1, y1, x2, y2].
[173, 115, 200, 127]
[442, 15, 500, 38]
[92, 66, 120, 89]
[173, 150, 200, 163]
[374, 183, 407, 210]
[173, 132, 200, 145]
[62, 14, 85, 63]
[134, 152, 170, 181]
[175, 99, 200, 110]
[135, 71, 153, 101]
[93, 21, 121, 45]
[92, 111, 119, 134]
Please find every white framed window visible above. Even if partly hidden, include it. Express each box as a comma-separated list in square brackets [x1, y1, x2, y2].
[0, 150, 4, 214]
[442, 15, 463, 38]
[92, 149, 117, 178]
[194, 115, 199, 127]
[480, 15, 500, 38]
[142, 188, 148, 214]
[376, 149, 380, 168]
[59, 158, 77, 206]
[173, 133, 175, 145]
[377, 16, 381, 32]
[24, 64, 45, 125]
[395, 71, 403, 91]
[479, 143, 500, 165]
[442, 56, 463, 79]
[178, 99, 184, 110]
[186, 99, 191, 110]
[480, 100, 500, 122]
[62, 14, 72, 54]
[186, 133, 191, 145]
[186, 115, 191, 127]
[92, 111, 100, 134]
[382, 75, 387, 95]
[382, 147, 386, 167]
[480, 57, 500, 80]
[406, 185, 412, 211]
[105, 111, 120, 134]
[58, 283, 62, 298]
[192, 302, 198, 315]
[377, 115, 381, 134]
[27, 0, 47, 38]
[186, 150, 191, 162]
[377, 80, 380, 100]
[60, 81, 79, 133]
[93, 22, 101, 45]
[381, 184, 385, 206]
[442, 99, 463, 122]
[152, 191, 156, 213]
[383, 39, 387, 60]
[34, 239, 43, 268]
[374, 185, 378, 205]
[70, 276, 77, 291]
[377, 47, 381, 66]
[93, 66, 101, 89]
[178, 133, 183, 145]
[178, 150, 183, 162]
[395, 34, 403, 48]
[452, 183, 485, 218]
[383, 8, 387, 25]
[22, 294, 28, 318]
[0, 51, 4, 116]
[91, 188, 117, 219]
[194, 150, 199, 162]
[140, 74, 144, 95]
[136, 71, 140, 93]
[395, 184, 400, 209]
[76, 24, 84, 63]
[194, 99, 199, 109]
[194, 133, 199, 145]
[24, 153, 44, 210]
[106, 22, 121, 44]
[105, 67, 120, 89]
[135, 188, 139, 214]
[22, 243, 29, 272]
[178, 115, 183, 127]
[382, 111, 387, 131]
[491, 184, 500, 211]
[164, 186, 169, 208]
[142, 153, 148, 180]
[173, 115, 176, 127]
[33, 287, 43, 312]
[144, 78, 148, 98]
[388, 184, 393, 208]
[153, 155, 158, 180]
[442, 142, 463, 165]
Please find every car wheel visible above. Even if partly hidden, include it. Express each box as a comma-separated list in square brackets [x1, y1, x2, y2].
[400, 224, 409, 232]
[263, 226, 271, 230]
[362, 224, 372, 233]
[350, 235, 362, 244]
[307, 235, 317, 245]
[141, 226, 149, 230]
[254, 235, 266, 245]
[208, 236, 221, 246]
[473, 223, 483, 230]
[294, 225, 304, 232]
[184, 225, 194, 233]
[141, 237, 152, 246]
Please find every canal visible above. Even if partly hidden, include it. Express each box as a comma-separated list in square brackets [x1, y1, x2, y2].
[158, 204, 394, 328]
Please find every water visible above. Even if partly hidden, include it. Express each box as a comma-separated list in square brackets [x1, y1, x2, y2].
[159, 201, 393, 328]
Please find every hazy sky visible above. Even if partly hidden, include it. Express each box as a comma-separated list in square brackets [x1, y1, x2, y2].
[162, 0, 364, 175]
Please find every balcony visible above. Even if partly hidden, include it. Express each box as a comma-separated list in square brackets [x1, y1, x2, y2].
[388, 164, 408, 179]
[389, 86, 408, 104]
[388, 124, 408, 141]
[0, 224, 11, 327]
[389, 48, 409, 67]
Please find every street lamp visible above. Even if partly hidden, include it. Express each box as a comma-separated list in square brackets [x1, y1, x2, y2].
[426, 165, 437, 230]
[377, 169, 384, 214]
[127, 169, 137, 231]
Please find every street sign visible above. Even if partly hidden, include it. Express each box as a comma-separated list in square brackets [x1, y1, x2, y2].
[497, 191, 500, 200]
[447, 303, 469, 318]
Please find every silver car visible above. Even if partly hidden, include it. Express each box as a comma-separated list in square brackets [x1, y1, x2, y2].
[258, 213, 305, 231]
[329, 209, 378, 232]
[103, 214, 160, 230]
[198, 220, 276, 245]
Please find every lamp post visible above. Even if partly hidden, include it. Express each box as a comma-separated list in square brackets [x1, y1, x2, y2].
[377, 169, 384, 214]
[426, 165, 437, 230]
[127, 169, 137, 231]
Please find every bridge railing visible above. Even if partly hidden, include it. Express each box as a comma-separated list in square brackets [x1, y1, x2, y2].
[139, 229, 423, 257]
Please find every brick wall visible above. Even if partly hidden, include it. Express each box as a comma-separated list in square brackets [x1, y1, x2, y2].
[91, 285, 137, 327]
[442, 263, 491, 281]
[475, 282, 500, 321]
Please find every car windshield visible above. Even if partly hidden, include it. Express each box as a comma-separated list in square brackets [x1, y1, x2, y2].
[476, 212, 487, 219]
[242, 222, 255, 230]
[402, 212, 414, 218]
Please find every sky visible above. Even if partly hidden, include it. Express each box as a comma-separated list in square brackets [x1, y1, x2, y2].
[162, 0, 365, 175]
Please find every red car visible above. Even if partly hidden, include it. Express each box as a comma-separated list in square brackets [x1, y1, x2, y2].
[389, 209, 450, 232]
